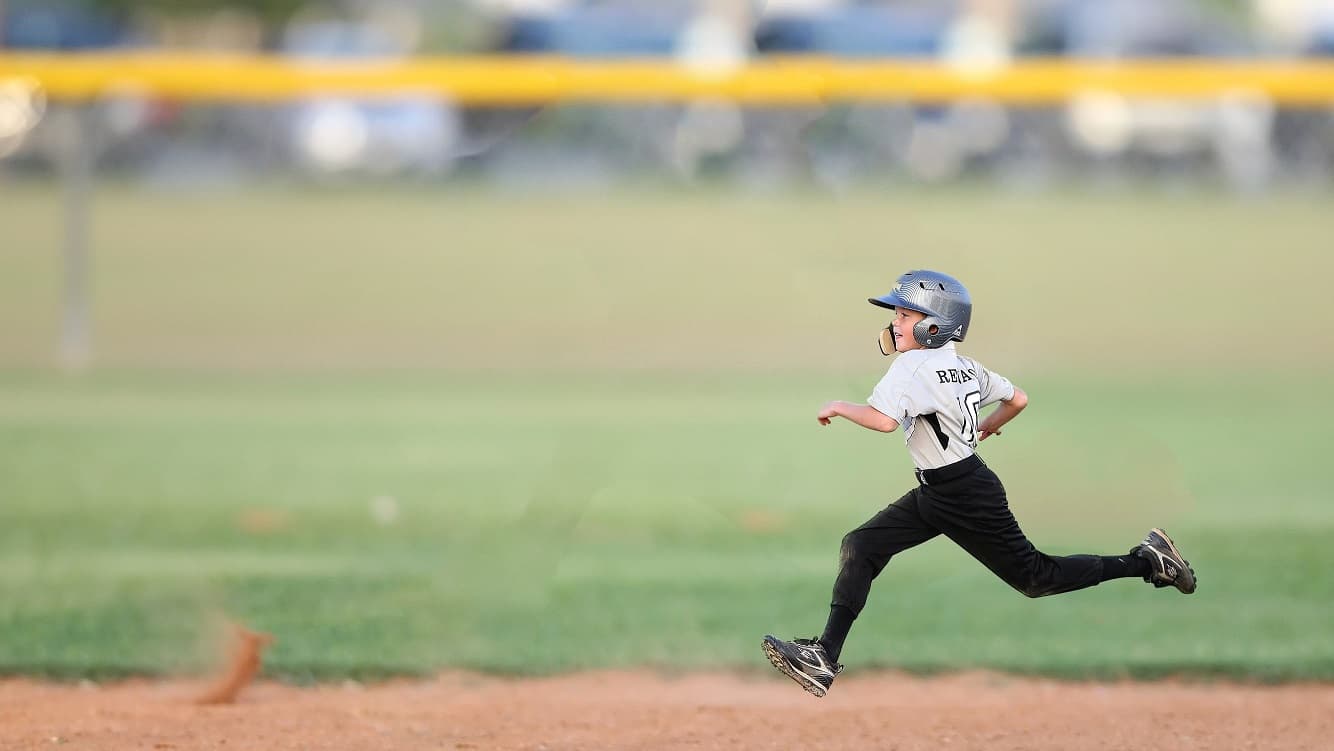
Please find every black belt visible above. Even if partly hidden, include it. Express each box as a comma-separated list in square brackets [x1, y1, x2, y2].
[914, 454, 984, 485]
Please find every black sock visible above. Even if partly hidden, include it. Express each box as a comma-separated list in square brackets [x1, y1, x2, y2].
[1099, 554, 1151, 582]
[819, 605, 856, 663]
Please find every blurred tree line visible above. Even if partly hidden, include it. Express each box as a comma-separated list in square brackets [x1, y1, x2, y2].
[87, 0, 306, 28]
[75, 0, 492, 52]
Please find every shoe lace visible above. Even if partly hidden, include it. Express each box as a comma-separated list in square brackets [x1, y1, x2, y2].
[794, 637, 844, 673]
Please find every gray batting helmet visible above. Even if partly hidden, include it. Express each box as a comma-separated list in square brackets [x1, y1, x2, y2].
[868, 270, 972, 349]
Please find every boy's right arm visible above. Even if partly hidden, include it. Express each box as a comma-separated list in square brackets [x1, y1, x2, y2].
[818, 400, 900, 432]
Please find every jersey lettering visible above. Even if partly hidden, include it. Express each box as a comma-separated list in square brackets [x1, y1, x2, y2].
[935, 368, 974, 385]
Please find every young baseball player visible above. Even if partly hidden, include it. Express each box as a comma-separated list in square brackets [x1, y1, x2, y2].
[762, 269, 1196, 698]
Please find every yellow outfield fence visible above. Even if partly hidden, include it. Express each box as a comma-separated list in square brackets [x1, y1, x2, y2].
[3, 52, 1334, 104]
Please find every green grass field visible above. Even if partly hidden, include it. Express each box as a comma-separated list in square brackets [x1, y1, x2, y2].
[1, 184, 1332, 680]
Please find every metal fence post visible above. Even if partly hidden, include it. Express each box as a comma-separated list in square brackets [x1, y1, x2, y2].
[59, 103, 94, 371]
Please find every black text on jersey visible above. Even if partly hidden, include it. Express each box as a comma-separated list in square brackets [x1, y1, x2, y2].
[935, 368, 976, 385]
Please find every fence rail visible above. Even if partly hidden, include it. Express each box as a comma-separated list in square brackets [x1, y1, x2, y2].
[3, 53, 1334, 104]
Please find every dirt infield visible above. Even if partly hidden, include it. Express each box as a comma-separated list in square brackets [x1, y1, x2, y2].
[5, 671, 1332, 751]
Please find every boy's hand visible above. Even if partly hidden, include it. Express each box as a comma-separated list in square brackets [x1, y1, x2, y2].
[817, 402, 839, 425]
[978, 418, 1002, 440]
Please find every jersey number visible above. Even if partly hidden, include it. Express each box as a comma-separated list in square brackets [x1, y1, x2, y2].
[924, 390, 983, 451]
[958, 390, 982, 445]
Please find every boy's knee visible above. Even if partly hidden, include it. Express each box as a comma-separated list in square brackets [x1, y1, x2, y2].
[1012, 576, 1053, 598]
[839, 531, 863, 566]
[1000, 554, 1058, 598]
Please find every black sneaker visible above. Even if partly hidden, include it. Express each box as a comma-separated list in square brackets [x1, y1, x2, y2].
[1132, 528, 1197, 594]
[761, 635, 842, 698]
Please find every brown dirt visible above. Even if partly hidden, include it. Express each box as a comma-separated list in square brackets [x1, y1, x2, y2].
[4, 671, 1332, 751]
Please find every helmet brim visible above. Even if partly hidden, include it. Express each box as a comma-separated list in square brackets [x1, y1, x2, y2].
[868, 293, 938, 317]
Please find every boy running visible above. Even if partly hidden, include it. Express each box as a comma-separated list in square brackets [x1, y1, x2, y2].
[762, 269, 1195, 698]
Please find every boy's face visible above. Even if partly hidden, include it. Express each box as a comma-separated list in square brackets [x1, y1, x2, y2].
[891, 307, 928, 352]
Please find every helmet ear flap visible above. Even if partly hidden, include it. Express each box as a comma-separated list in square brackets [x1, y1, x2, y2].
[913, 317, 941, 348]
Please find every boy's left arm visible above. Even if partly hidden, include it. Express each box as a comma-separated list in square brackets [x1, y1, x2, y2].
[978, 387, 1028, 441]
[818, 401, 900, 432]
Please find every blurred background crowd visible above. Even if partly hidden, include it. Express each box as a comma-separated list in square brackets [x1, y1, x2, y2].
[2, 0, 1333, 188]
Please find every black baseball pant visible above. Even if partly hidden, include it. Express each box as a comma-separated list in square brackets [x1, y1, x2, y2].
[832, 457, 1106, 615]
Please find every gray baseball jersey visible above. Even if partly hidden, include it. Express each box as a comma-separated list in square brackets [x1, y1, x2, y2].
[867, 342, 1016, 470]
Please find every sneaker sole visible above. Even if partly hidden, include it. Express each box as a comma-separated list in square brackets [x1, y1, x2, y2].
[1150, 527, 1197, 594]
[761, 636, 827, 698]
